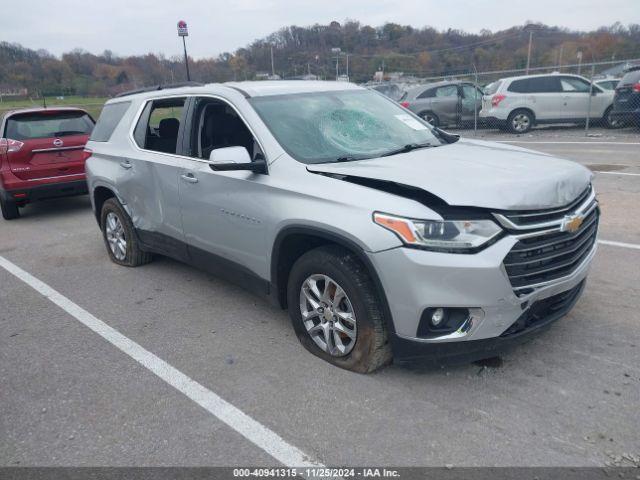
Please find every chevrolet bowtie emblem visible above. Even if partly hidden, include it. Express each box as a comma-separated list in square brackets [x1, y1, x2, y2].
[561, 214, 584, 233]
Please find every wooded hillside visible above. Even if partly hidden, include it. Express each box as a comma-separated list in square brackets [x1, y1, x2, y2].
[1, 21, 639, 97]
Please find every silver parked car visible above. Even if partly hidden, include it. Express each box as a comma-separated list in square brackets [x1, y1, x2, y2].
[368, 83, 405, 102]
[481, 73, 617, 133]
[85, 81, 598, 372]
[400, 80, 484, 127]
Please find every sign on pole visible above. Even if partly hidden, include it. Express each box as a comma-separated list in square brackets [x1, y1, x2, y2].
[177, 20, 188, 37]
[177, 20, 191, 81]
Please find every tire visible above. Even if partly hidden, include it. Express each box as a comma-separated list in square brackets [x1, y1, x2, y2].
[507, 109, 534, 134]
[1, 197, 20, 220]
[287, 245, 392, 373]
[602, 106, 621, 129]
[100, 198, 152, 267]
[419, 111, 440, 127]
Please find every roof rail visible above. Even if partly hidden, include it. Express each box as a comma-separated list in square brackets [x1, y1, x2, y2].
[115, 81, 204, 98]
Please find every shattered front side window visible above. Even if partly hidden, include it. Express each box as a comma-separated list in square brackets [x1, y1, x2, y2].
[249, 89, 442, 164]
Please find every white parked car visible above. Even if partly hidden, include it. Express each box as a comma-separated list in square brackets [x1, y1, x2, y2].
[481, 73, 616, 133]
[594, 78, 619, 91]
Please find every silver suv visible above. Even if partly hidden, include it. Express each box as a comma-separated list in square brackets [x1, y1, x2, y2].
[481, 73, 616, 133]
[401, 80, 484, 127]
[85, 81, 598, 372]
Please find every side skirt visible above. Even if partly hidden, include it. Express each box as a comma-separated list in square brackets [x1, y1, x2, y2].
[136, 229, 272, 300]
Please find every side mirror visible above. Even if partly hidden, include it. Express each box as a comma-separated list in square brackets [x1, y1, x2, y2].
[208, 146, 267, 174]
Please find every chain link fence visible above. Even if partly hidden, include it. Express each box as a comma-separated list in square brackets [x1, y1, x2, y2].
[371, 57, 640, 136]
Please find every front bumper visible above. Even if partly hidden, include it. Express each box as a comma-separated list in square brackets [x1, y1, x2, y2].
[368, 234, 596, 364]
[610, 109, 640, 125]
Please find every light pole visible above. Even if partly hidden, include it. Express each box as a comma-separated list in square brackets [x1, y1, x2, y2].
[577, 51, 583, 75]
[331, 48, 341, 80]
[177, 20, 191, 81]
[270, 46, 275, 77]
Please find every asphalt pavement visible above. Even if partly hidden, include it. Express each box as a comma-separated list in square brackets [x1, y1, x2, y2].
[1, 127, 639, 468]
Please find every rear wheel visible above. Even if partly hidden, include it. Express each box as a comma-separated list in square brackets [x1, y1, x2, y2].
[287, 245, 392, 373]
[1, 197, 20, 220]
[507, 109, 534, 133]
[100, 198, 152, 267]
[419, 111, 440, 127]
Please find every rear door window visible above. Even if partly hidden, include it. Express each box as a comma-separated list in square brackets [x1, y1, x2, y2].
[5, 111, 94, 140]
[90, 102, 131, 142]
[133, 97, 186, 154]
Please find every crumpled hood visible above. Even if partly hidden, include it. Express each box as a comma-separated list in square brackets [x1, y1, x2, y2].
[307, 139, 592, 211]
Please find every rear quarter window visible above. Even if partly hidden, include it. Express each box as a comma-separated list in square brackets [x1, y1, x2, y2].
[484, 81, 502, 95]
[507, 79, 530, 93]
[5, 111, 94, 140]
[90, 101, 131, 142]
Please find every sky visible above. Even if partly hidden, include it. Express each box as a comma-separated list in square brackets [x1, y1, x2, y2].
[1, 0, 639, 59]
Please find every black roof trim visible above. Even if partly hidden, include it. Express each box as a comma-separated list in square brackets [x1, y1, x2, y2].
[115, 82, 204, 98]
[226, 85, 252, 98]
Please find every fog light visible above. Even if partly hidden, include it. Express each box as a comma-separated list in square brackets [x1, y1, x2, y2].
[431, 307, 445, 326]
[417, 307, 472, 338]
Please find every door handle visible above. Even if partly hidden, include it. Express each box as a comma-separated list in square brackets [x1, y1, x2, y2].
[120, 160, 132, 169]
[181, 173, 199, 184]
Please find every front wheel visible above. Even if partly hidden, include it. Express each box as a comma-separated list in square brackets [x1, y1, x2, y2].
[602, 106, 622, 129]
[287, 245, 392, 373]
[100, 198, 152, 267]
[507, 109, 534, 133]
[1, 197, 20, 220]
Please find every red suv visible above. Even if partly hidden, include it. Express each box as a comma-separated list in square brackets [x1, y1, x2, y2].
[0, 107, 95, 220]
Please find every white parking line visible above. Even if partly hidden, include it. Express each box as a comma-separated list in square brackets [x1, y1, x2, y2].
[594, 171, 640, 177]
[598, 239, 640, 250]
[0, 254, 322, 470]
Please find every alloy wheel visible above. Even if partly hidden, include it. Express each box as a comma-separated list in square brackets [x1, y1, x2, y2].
[105, 212, 127, 261]
[512, 113, 530, 132]
[299, 274, 357, 357]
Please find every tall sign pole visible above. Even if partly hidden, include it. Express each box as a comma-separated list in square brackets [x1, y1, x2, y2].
[177, 20, 191, 81]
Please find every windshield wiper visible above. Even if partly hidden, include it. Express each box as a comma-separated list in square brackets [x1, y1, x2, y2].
[378, 142, 434, 158]
[332, 155, 372, 163]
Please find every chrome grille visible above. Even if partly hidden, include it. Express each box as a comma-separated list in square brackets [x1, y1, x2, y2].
[497, 185, 599, 292]
[501, 185, 592, 227]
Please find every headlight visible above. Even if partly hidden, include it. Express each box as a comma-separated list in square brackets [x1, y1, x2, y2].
[373, 212, 503, 252]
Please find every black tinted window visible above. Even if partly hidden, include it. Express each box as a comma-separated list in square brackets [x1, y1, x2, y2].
[5, 111, 94, 140]
[508, 77, 561, 93]
[90, 102, 130, 142]
[417, 88, 435, 99]
[619, 70, 640, 86]
[508, 79, 530, 93]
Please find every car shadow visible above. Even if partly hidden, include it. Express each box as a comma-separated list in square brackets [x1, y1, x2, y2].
[17, 195, 92, 219]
